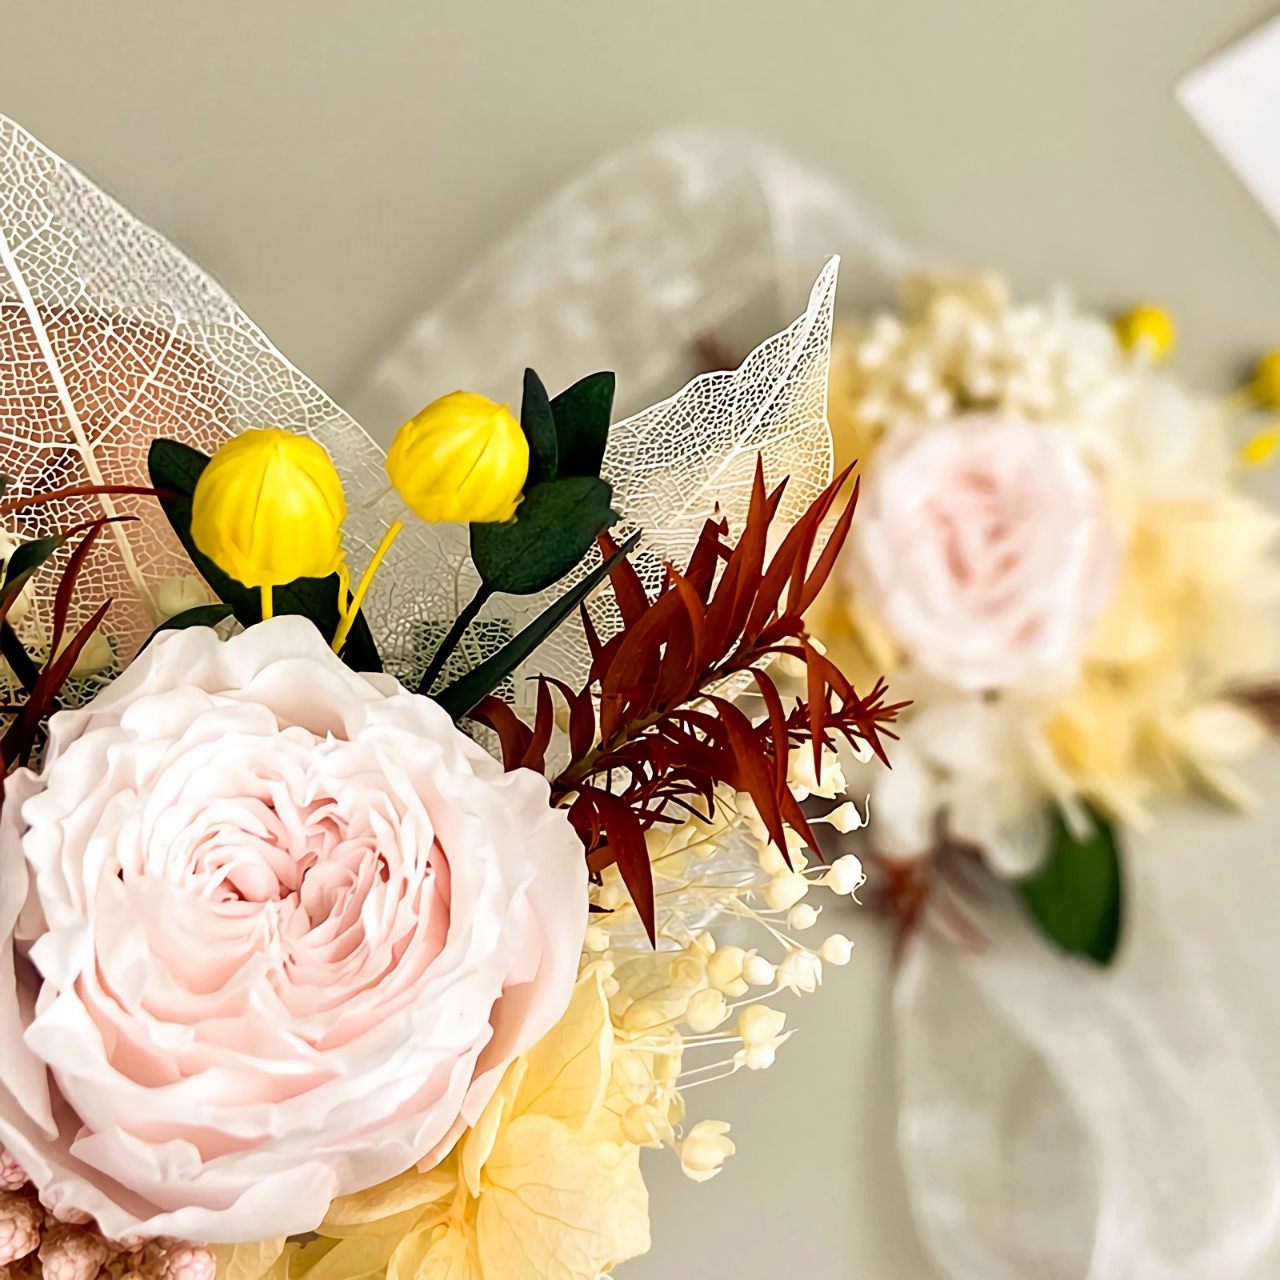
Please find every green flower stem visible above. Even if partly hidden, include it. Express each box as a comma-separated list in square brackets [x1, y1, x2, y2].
[418, 581, 494, 696]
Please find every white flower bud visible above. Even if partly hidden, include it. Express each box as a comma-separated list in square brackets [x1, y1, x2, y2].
[679, 1120, 735, 1183]
[706, 945, 748, 997]
[822, 853, 866, 897]
[690, 931, 716, 958]
[583, 924, 610, 953]
[669, 953, 706, 989]
[741, 950, 777, 987]
[758, 841, 789, 876]
[819, 933, 854, 965]
[734, 791, 768, 840]
[737, 1004, 786, 1047]
[788, 903, 819, 931]
[737, 1042, 780, 1071]
[815, 800, 867, 834]
[685, 988, 730, 1033]
[765, 870, 809, 913]
[777, 949, 822, 994]
[787, 746, 846, 800]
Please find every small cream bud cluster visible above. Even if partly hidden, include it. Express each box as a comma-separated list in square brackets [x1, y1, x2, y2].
[831, 271, 1124, 444]
[584, 756, 874, 1187]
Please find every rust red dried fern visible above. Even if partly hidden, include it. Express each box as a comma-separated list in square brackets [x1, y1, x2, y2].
[472, 457, 904, 941]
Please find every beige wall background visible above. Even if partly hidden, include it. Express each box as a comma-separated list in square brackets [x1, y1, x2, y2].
[5, 4, 1280, 1277]
[4, 0, 1280, 417]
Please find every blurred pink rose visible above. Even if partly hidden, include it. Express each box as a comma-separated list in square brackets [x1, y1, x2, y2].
[0, 618, 586, 1243]
[850, 416, 1118, 690]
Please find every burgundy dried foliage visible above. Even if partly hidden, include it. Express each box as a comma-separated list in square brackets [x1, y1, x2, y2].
[1230, 681, 1280, 734]
[862, 823, 991, 959]
[0, 517, 119, 784]
[472, 458, 904, 942]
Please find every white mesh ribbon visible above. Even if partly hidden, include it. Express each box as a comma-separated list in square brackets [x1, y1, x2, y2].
[895, 868, 1280, 1280]
[354, 127, 1280, 1278]
[350, 126, 910, 433]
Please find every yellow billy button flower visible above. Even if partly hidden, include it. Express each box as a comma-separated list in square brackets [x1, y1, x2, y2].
[1250, 349, 1280, 409]
[387, 390, 530, 524]
[1114, 305, 1176, 362]
[191, 429, 347, 607]
[1240, 423, 1280, 469]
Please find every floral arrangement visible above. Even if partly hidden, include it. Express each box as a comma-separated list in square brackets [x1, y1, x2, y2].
[814, 270, 1280, 963]
[0, 117, 897, 1279]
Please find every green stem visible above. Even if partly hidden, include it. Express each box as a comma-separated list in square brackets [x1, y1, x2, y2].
[418, 582, 494, 696]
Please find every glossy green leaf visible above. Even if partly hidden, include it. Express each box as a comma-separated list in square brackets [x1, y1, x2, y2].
[147, 439, 383, 673]
[138, 603, 236, 653]
[0, 623, 37, 693]
[550, 371, 614, 479]
[1017, 804, 1123, 965]
[147, 437, 208, 496]
[4, 535, 63, 591]
[520, 368, 558, 488]
[470, 476, 618, 595]
[437, 531, 640, 721]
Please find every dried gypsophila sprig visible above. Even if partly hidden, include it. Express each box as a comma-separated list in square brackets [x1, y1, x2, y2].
[578, 757, 870, 1180]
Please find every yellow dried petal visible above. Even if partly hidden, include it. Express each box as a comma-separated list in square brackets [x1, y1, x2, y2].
[478, 1114, 649, 1279]
[514, 972, 611, 1129]
[321, 1156, 459, 1230]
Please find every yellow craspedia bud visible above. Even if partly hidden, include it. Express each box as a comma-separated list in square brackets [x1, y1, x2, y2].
[1115, 305, 1176, 362]
[1240, 424, 1280, 469]
[1250, 350, 1280, 409]
[190, 428, 347, 588]
[387, 391, 529, 524]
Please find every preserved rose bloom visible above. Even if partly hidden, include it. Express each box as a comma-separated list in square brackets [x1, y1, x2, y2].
[849, 415, 1119, 692]
[0, 617, 586, 1242]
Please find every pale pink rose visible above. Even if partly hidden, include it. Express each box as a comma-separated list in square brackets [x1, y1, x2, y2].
[850, 416, 1119, 691]
[0, 618, 586, 1243]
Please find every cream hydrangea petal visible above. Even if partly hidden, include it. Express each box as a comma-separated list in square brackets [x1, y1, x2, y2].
[388, 1218, 482, 1280]
[477, 1114, 649, 1280]
[211, 1238, 287, 1280]
[292, 1233, 401, 1280]
[322, 1159, 459, 1231]
[513, 974, 612, 1130]
[460, 1062, 527, 1198]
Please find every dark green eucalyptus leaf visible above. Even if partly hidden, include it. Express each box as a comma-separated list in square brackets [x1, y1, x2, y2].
[147, 438, 383, 673]
[520, 368, 558, 488]
[470, 476, 618, 595]
[1017, 804, 1123, 965]
[147, 438, 210, 497]
[437, 531, 640, 721]
[550, 371, 614, 479]
[4, 535, 64, 590]
[138, 603, 236, 653]
[0, 623, 38, 694]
